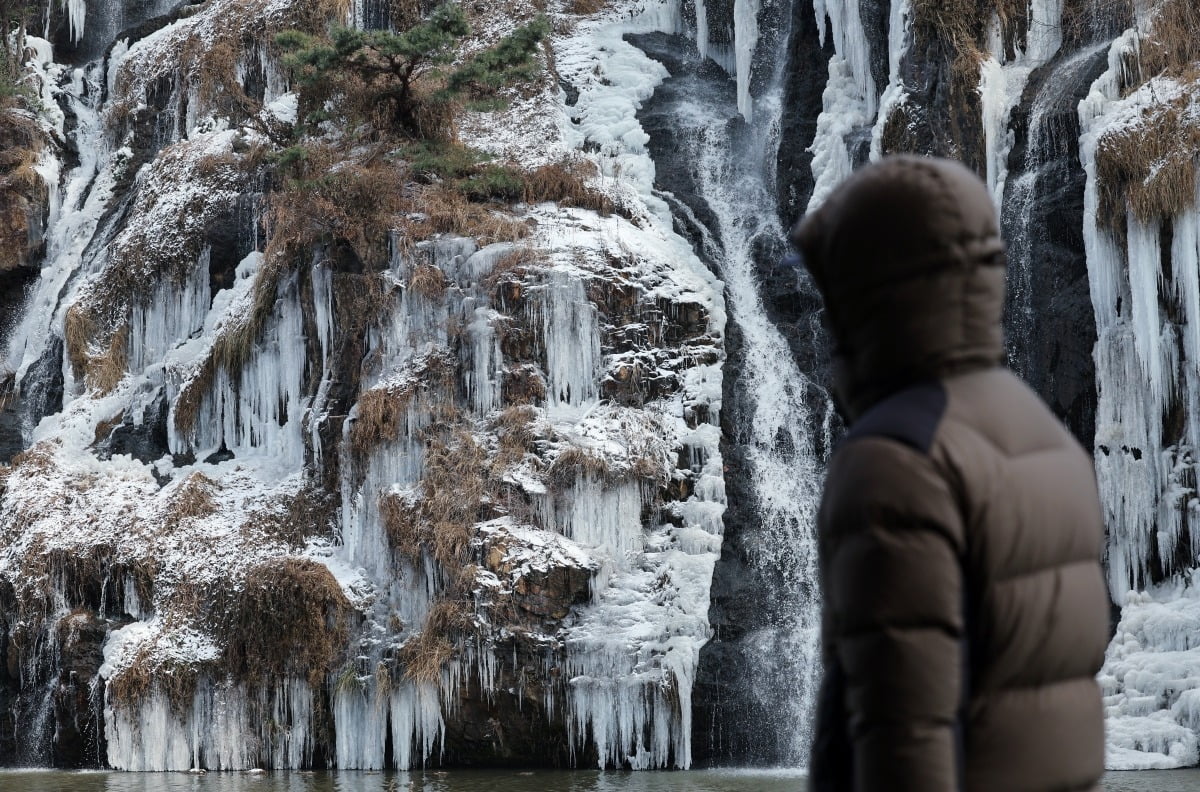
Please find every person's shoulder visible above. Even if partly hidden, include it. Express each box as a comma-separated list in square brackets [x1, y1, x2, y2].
[841, 380, 948, 457]
[821, 381, 961, 536]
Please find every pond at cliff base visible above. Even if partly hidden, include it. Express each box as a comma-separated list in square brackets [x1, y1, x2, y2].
[0, 770, 1195, 791]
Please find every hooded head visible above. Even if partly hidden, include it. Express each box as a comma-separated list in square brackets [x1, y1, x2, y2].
[790, 155, 1007, 419]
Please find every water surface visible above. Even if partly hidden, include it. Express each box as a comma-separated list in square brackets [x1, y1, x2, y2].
[0, 769, 1195, 791]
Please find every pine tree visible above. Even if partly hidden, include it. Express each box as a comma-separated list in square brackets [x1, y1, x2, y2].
[277, 4, 547, 138]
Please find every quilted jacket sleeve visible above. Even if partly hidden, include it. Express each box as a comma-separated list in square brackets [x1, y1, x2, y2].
[816, 435, 966, 792]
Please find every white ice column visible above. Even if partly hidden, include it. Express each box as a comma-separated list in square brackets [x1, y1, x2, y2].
[537, 270, 600, 415]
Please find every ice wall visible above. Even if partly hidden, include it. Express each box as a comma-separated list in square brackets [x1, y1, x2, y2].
[1079, 10, 1200, 768]
[1, 0, 734, 771]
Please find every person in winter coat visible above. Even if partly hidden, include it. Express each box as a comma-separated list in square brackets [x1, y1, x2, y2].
[789, 155, 1109, 792]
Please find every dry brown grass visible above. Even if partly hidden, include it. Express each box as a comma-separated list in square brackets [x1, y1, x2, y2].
[423, 429, 487, 566]
[223, 558, 353, 687]
[568, 0, 607, 14]
[502, 364, 547, 405]
[630, 454, 666, 485]
[494, 405, 537, 466]
[280, 0, 354, 34]
[0, 112, 45, 272]
[107, 647, 204, 715]
[408, 262, 448, 299]
[481, 246, 546, 302]
[378, 426, 490, 566]
[547, 445, 609, 491]
[243, 486, 337, 547]
[398, 597, 474, 683]
[1095, 94, 1200, 227]
[9, 441, 56, 475]
[905, 0, 1029, 157]
[398, 184, 531, 245]
[380, 492, 422, 560]
[349, 353, 457, 456]
[270, 146, 405, 270]
[1137, 0, 1200, 81]
[165, 472, 218, 528]
[520, 159, 614, 214]
[63, 307, 129, 396]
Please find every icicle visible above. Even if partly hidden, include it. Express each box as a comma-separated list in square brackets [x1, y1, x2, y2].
[733, 0, 760, 122]
[464, 304, 502, 415]
[814, 0, 876, 119]
[978, 0, 1065, 207]
[307, 264, 335, 468]
[807, 55, 872, 210]
[536, 270, 600, 415]
[694, 0, 710, 59]
[62, 0, 85, 43]
[389, 681, 445, 769]
[869, 0, 912, 160]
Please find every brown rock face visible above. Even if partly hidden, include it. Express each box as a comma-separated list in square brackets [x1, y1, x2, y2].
[0, 111, 48, 276]
[480, 527, 595, 621]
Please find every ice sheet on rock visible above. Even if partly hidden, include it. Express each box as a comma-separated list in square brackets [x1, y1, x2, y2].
[1102, 577, 1200, 769]
[868, 0, 912, 160]
[978, 0, 1065, 206]
[807, 55, 872, 211]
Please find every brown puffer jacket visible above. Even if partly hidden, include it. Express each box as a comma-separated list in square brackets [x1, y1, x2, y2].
[791, 155, 1109, 792]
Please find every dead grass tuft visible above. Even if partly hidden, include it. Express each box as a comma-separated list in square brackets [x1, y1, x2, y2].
[243, 486, 338, 547]
[349, 352, 457, 456]
[568, 0, 607, 13]
[520, 158, 614, 214]
[408, 262, 448, 299]
[494, 405, 538, 466]
[166, 472, 219, 528]
[63, 307, 129, 396]
[1095, 94, 1200, 227]
[380, 491, 422, 560]
[547, 445, 609, 491]
[502, 364, 547, 406]
[1137, 0, 1200, 81]
[399, 184, 531, 245]
[378, 425, 490, 566]
[398, 597, 474, 683]
[269, 146, 405, 270]
[223, 558, 353, 688]
[422, 428, 488, 567]
[482, 245, 545, 296]
[107, 647, 204, 715]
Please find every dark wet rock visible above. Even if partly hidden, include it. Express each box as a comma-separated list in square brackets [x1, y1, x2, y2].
[1, 338, 65, 465]
[102, 391, 171, 464]
[1001, 45, 1110, 449]
[202, 445, 235, 464]
[479, 529, 595, 621]
[440, 638, 582, 768]
[205, 195, 263, 296]
[51, 612, 109, 768]
[777, 8, 832, 223]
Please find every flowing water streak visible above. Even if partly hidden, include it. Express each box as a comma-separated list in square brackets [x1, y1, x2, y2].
[4, 60, 111, 423]
[649, 19, 826, 758]
[1000, 42, 1107, 372]
[699, 102, 825, 766]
